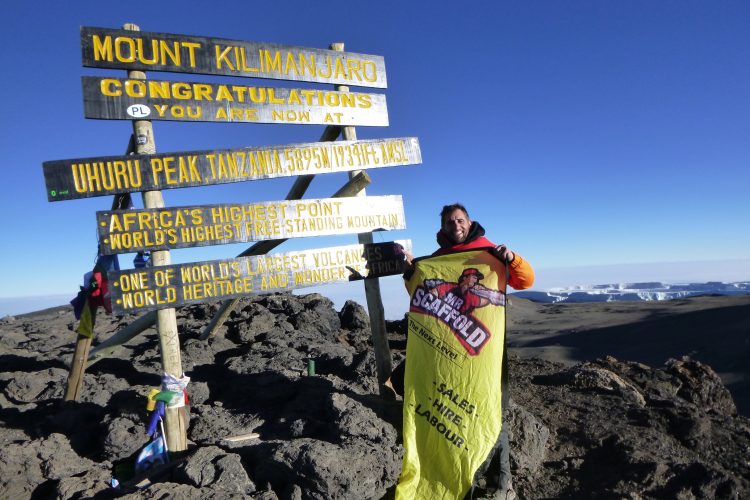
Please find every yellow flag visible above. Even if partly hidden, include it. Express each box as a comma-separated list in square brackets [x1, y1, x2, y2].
[396, 250, 507, 499]
[76, 301, 95, 338]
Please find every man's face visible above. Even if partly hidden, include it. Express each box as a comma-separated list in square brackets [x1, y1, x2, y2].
[442, 209, 471, 243]
[460, 274, 478, 287]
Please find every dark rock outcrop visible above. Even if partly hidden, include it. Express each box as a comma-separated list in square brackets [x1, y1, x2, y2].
[0, 294, 748, 498]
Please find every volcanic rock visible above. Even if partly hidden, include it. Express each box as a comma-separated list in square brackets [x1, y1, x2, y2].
[0, 294, 747, 498]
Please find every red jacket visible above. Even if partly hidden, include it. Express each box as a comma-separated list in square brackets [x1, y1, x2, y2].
[433, 222, 535, 290]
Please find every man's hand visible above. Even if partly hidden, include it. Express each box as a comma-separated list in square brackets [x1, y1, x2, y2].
[393, 243, 414, 270]
[403, 249, 414, 267]
[493, 244, 515, 263]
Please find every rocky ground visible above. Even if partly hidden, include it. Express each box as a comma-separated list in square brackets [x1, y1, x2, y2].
[0, 293, 748, 498]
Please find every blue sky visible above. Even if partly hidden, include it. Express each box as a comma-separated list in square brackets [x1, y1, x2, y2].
[1, 1, 748, 317]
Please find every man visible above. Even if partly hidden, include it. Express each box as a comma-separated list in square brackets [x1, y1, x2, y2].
[430, 203, 534, 290]
[401, 203, 534, 499]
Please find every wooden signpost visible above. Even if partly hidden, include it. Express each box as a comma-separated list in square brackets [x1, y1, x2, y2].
[80, 26, 387, 88]
[121, 23, 188, 453]
[44, 137, 421, 201]
[331, 41, 394, 388]
[50, 22, 419, 457]
[109, 240, 412, 314]
[82, 76, 389, 126]
[64, 141, 134, 402]
[96, 195, 406, 254]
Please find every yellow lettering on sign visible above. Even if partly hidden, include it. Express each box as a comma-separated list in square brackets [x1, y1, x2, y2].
[295, 201, 343, 217]
[215, 107, 258, 121]
[100, 79, 121, 96]
[293, 267, 347, 286]
[149, 81, 170, 99]
[232, 86, 247, 102]
[333, 58, 347, 79]
[98, 80, 374, 111]
[216, 86, 234, 102]
[262, 50, 282, 73]
[287, 90, 302, 105]
[362, 61, 377, 82]
[261, 273, 289, 290]
[90, 35, 201, 68]
[72, 159, 143, 194]
[118, 271, 149, 291]
[172, 82, 191, 100]
[124, 80, 146, 97]
[357, 94, 372, 108]
[298, 53, 315, 76]
[284, 52, 299, 76]
[238, 47, 256, 72]
[248, 88, 266, 104]
[152, 104, 164, 117]
[114, 37, 137, 63]
[92, 35, 113, 63]
[89, 33, 379, 83]
[215, 45, 235, 71]
[193, 84, 212, 101]
[120, 287, 176, 309]
[183, 42, 200, 67]
[347, 60, 362, 81]
[324, 112, 343, 123]
[267, 89, 284, 105]
[318, 57, 333, 78]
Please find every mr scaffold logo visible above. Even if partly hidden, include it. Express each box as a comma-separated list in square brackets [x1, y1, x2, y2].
[410, 268, 505, 356]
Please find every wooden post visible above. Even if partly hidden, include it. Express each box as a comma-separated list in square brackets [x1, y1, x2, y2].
[331, 42, 393, 391]
[64, 137, 136, 401]
[64, 335, 92, 401]
[124, 23, 187, 453]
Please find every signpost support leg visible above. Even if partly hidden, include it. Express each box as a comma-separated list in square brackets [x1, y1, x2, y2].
[87, 311, 157, 367]
[124, 23, 188, 454]
[331, 43, 393, 392]
[64, 141, 135, 401]
[64, 335, 92, 401]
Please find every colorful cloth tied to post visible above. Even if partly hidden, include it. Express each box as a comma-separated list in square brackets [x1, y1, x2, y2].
[134, 436, 168, 474]
[70, 254, 119, 338]
[161, 373, 191, 408]
[137, 374, 190, 472]
[136, 384, 179, 474]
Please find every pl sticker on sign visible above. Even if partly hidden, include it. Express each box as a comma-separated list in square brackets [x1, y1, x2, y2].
[126, 104, 151, 118]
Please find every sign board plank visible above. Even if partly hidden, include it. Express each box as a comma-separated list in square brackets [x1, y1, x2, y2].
[108, 240, 410, 314]
[81, 26, 387, 88]
[97, 195, 406, 255]
[82, 76, 388, 126]
[43, 138, 421, 202]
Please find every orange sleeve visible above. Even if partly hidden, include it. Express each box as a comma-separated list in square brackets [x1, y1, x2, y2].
[507, 254, 534, 290]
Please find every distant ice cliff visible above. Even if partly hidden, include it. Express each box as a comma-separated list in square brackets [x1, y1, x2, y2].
[512, 281, 750, 303]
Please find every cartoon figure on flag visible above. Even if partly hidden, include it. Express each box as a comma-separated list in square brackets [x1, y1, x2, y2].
[426, 268, 505, 313]
[409, 268, 506, 357]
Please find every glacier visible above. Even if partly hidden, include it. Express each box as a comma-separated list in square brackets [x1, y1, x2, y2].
[512, 281, 750, 303]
